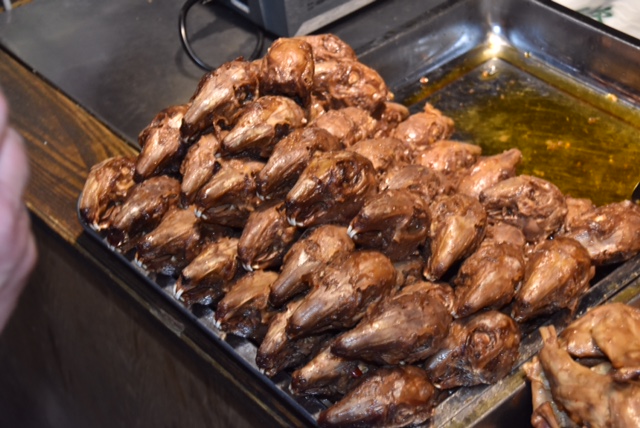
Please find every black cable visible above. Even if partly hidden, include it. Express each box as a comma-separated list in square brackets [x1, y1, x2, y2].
[179, 0, 265, 72]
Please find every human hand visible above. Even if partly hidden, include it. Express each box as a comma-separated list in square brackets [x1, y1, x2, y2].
[0, 89, 37, 332]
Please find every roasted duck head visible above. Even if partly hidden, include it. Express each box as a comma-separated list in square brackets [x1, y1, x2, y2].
[331, 281, 453, 365]
[380, 163, 454, 203]
[562, 200, 640, 265]
[347, 137, 412, 178]
[285, 150, 377, 228]
[512, 236, 594, 323]
[392, 103, 454, 149]
[175, 236, 239, 306]
[106, 175, 181, 249]
[259, 37, 314, 103]
[310, 106, 378, 147]
[135, 104, 188, 180]
[79, 156, 136, 231]
[480, 175, 567, 243]
[221, 95, 307, 157]
[287, 250, 397, 339]
[424, 193, 487, 281]
[256, 127, 342, 201]
[135, 206, 202, 276]
[425, 310, 521, 389]
[318, 366, 436, 428]
[180, 59, 260, 141]
[180, 133, 221, 204]
[348, 189, 430, 261]
[215, 270, 279, 343]
[414, 140, 482, 185]
[269, 224, 355, 308]
[457, 148, 522, 199]
[237, 202, 298, 271]
[298, 34, 358, 63]
[194, 157, 264, 228]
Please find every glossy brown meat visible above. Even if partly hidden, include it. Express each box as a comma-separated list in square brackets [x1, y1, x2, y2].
[311, 59, 390, 113]
[310, 107, 378, 147]
[259, 37, 314, 102]
[221, 95, 306, 157]
[332, 281, 452, 365]
[175, 236, 239, 305]
[106, 175, 181, 248]
[392, 103, 454, 149]
[285, 151, 377, 228]
[524, 356, 573, 428]
[180, 59, 260, 141]
[485, 221, 527, 249]
[237, 202, 298, 271]
[536, 325, 613, 428]
[256, 127, 342, 200]
[269, 224, 355, 308]
[180, 133, 221, 203]
[425, 311, 521, 389]
[215, 270, 279, 342]
[79, 156, 136, 231]
[348, 189, 430, 261]
[287, 251, 397, 339]
[318, 366, 436, 428]
[562, 200, 640, 265]
[291, 336, 369, 398]
[512, 237, 594, 323]
[380, 164, 454, 203]
[561, 303, 640, 381]
[255, 299, 327, 377]
[457, 148, 522, 199]
[372, 101, 410, 137]
[135, 206, 202, 276]
[424, 193, 487, 281]
[135, 104, 188, 180]
[414, 140, 482, 184]
[562, 197, 595, 232]
[453, 237, 525, 318]
[297, 34, 358, 63]
[480, 175, 567, 243]
[347, 137, 412, 177]
[194, 158, 264, 228]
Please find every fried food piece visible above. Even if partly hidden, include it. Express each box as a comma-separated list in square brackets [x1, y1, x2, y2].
[221, 95, 307, 157]
[392, 103, 454, 149]
[175, 236, 239, 306]
[135, 206, 202, 276]
[310, 106, 378, 147]
[372, 101, 410, 137]
[106, 175, 181, 248]
[194, 158, 264, 228]
[380, 163, 454, 202]
[237, 202, 298, 271]
[318, 366, 436, 428]
[332, 281, 452, 365]
[414, 140, 482, 184]
[562, 200, 640, 265]
[347, 137, 412, 177]
[287, 251, 397, 339]
[285, 151, 377, 228]
[481, 175, 567, 243]
[297, 34, 358, 63]
[259, 37, 314, 102]
[424, 193, 487, 281]
[348, 189, 430, 261]
[512, 237, 594, 323]
[180, 133, 221, 203]
[256, 127, 342, 201]
[215, 270, 279, 342]
[181, 59, 260, 141]
[79, 156, 136, 231]
[269, 224, 355, 308]
[136, 104, 188, 180]
[425, 311, 521, 389]
[457, 148, 522, 199]
[256, 299, 327, 377]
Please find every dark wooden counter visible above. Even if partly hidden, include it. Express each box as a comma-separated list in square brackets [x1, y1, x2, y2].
[0, 48, 301, 427]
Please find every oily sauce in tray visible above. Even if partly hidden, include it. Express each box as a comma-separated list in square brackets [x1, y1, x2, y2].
[405, 44, 640, 207]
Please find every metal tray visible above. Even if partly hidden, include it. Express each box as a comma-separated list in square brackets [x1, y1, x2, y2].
[78, 0, 640, 426]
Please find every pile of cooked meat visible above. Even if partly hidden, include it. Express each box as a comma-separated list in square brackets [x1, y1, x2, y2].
[78, 34, 640, 427]
[525, 303, 640, 427]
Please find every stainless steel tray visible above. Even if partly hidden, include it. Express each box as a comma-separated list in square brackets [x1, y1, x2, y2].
[78, 0, 640, 426]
